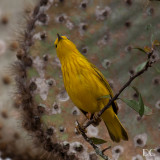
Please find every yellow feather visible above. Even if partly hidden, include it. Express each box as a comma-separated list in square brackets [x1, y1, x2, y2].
[55, 35, 128, 142]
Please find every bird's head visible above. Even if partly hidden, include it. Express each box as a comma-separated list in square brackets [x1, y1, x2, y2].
[54, 34, 77, 60]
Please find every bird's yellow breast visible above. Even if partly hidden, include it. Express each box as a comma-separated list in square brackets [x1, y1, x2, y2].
[61, 54, 110, 113]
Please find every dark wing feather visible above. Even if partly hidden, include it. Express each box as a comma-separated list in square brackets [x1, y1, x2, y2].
[91, 64, 118, 114]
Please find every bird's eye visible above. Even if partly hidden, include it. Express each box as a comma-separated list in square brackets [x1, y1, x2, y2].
[55, 44, 57, 48]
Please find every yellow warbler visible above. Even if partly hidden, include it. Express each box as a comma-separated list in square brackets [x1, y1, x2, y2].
[54, 34, 128, 142]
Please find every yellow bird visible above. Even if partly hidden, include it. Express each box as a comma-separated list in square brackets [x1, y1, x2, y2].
[54, 34, 128, 142]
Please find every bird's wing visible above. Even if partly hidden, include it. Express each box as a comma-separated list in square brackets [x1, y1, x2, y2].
[90, 64, 118, 114]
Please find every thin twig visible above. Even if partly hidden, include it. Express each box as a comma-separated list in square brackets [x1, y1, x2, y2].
[77, 121, 111, 160]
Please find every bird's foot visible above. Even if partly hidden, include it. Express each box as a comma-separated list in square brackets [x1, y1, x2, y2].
[92, 112, 101, 127]
[86, 112, 92, 120]
[76, 121, 87, 134]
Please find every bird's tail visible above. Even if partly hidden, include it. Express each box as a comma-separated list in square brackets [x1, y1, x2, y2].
[101, 108, 128, 142]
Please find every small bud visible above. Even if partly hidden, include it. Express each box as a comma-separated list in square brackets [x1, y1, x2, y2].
[129, 69, 135, 77]
[73, 142, 84, 152]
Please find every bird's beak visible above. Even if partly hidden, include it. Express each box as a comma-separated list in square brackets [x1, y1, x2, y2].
[57, 33, 63, 42]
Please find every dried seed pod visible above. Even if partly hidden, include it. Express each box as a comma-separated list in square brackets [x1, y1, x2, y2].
[62, 141, 70, 151]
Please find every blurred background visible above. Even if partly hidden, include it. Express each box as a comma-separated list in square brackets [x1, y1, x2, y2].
[0, 0, 160, 160]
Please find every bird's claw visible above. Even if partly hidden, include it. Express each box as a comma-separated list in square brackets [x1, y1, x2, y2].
[76, 122, 87, 134]
[92, 112, 101, 127]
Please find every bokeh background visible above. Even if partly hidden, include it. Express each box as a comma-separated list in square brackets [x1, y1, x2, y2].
[0, 0, 160, 160]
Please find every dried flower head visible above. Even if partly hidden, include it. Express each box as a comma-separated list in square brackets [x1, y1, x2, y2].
[95, 6, 111, 20]
[52, 102, 61, 114]
[102, 59, 111, 69]
[112, 145, 124, 159]
[56, 14, 67, 23]
[134, 133, 147, 147]
[57, 90, 69, 102]
[71, 106, 80, 116]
